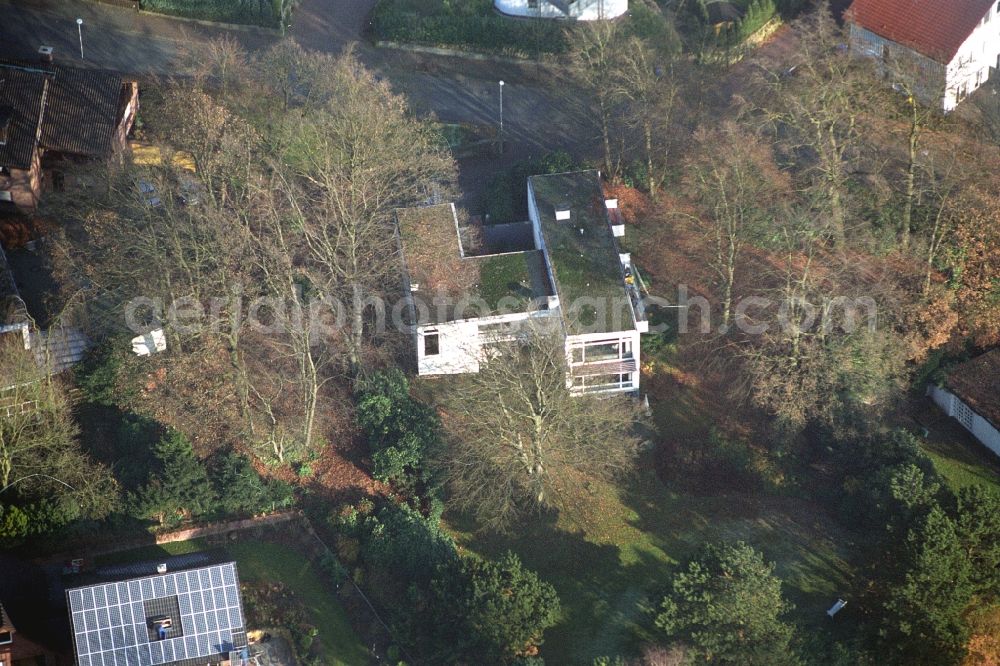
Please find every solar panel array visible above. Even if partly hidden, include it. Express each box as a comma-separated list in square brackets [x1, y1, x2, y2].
[67, 562, 247, 666]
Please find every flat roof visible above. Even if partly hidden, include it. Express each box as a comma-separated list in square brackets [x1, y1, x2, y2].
[529, 171, 634, 335]
[397, 204, 553, 325]
[66, 562, 248, 666]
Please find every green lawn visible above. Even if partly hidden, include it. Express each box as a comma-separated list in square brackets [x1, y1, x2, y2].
[919, 414, 1000, 493]
[445, 458, 857, 664]
[227, 541, 368, 666]
[93, 539, 368, 666]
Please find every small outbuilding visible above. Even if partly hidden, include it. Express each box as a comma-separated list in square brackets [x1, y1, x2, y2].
[928, 349, 1000, 458]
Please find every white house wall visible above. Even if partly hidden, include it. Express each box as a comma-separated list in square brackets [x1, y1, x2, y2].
[946, 8, 1000, 111]
[928, 385, 1000, 459]
[416, 310, 557, 376]
[494, 0, 628, 20]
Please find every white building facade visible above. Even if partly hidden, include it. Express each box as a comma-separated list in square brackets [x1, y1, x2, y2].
[928, 384, 1000, 458]
[398, 171, 646, 395]
[494, 0, 628, 20]
[847, 0, 1000, 111]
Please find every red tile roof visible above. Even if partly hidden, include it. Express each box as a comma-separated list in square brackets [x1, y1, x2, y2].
[846, 0, 996, 63]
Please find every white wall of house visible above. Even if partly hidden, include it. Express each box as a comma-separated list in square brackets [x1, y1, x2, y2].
[928, 384, 1000, 458]
[494, 0, 628, 20]
[945, 5, 1000, 110]
[416, 310, 556, 376]
[849, 5, 1000, 111]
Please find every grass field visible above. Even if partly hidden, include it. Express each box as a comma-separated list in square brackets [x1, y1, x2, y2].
[446, 454, 857, 663]
[93, 539, 368, 665]
[919, 413, 1000, 493]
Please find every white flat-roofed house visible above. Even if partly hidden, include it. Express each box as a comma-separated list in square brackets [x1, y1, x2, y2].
[846, 0, 1000, 110]
[494, 0, 627, 20]
[396, 171, 647, 395]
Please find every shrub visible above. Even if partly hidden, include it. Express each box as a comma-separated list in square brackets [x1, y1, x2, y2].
[211, 452, 294, 516]
[355, 370, 440, 492]
[318, 551, 349, 588]
[371, 0, 568, 56]
[360, 504, 458, 586]
[0, 503, 30, 544]
[483, 151, 585, 224]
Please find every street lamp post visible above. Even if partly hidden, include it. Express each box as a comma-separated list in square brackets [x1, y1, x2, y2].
[498, 80, 505, 153]
[76, 18, 84, 60]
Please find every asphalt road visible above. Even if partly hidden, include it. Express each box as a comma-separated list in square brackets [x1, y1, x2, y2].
[0, 0, 596, 174]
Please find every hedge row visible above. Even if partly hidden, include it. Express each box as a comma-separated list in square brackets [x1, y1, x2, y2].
[139, 0, 288, 28]
[371, 2, 569, 56]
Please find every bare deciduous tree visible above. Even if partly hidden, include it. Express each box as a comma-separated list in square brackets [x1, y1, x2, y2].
[0, 336, 117, 517]
[436, 331, 641, 531]
[685, 121, 789, 330]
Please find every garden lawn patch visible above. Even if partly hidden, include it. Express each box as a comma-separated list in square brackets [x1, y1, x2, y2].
[445, 459, 858, 663]
[89, 539, 368, 665]
[919, 415, 1000, 494]
[228, 541, 368, 665]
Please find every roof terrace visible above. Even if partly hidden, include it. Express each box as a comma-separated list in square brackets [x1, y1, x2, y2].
[528, 171, 636, 336]
[396, 204, 553, 325]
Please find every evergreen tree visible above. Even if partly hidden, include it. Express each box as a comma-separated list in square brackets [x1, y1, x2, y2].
[212, 452, 293, 516]
[134, 431, 216, 525]
[655, 542, 801, 665]
[431, 552, 560, 663]
[955, 485, 1000, 595]
[881, 506, 975, 664]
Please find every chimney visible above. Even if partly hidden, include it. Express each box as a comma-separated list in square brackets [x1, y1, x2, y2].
[38, 46, 53, 64]
[156, 563, 168, 574]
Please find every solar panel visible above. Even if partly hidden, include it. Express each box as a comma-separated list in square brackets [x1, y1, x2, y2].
[67, 562, 247, 666]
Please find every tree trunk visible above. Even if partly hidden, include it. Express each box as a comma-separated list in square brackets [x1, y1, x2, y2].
[902, 109, 919, 250]
[644, 121, 656, 198]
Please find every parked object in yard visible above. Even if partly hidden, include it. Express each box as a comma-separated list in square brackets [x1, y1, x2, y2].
[132, 328, 167, 356]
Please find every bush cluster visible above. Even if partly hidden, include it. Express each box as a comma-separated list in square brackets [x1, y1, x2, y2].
[334, 502, 560, 663]
[355, 370, 440, 494]
[139, 0, 288, 29]
[371, 0, 568, 56]
[483, 150, 583, 224]
[132, 431, 295, 527]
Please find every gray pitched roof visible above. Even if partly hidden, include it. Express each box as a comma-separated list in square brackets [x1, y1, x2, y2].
[0, 64, 48, 170]
[41, 67, 127, 159]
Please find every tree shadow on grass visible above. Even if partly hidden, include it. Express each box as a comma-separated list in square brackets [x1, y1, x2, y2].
[447, 504, 674, 663]
[619, 462, 865, 652]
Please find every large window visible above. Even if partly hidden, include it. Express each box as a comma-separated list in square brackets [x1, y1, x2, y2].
[423, 330, 440, 356]
[569, 338, 633, 364]
[572, 373, 635, 393]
